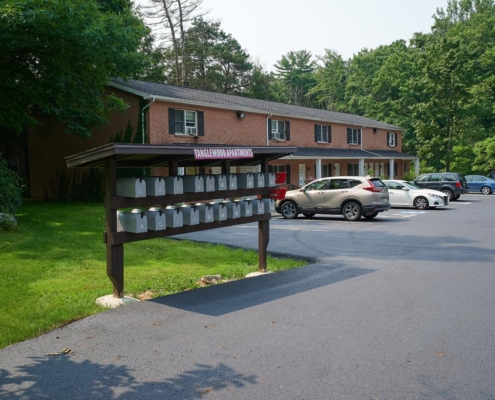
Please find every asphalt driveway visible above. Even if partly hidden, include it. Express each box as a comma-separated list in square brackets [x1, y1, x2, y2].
[1, 194, 495, 399]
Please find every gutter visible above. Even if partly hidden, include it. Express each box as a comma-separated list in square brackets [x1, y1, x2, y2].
[141, 96, 156, 144]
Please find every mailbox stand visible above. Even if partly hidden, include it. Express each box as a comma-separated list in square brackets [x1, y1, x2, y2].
[66, 144, 295, 298]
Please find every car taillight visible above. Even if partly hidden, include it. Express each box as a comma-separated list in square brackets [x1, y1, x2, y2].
[363, 180, 383, 192]
[455, 182, 461, 188]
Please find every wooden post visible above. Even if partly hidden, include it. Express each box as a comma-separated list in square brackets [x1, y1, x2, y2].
[105, 159, 124, 297]
[258, 219, 269, 272]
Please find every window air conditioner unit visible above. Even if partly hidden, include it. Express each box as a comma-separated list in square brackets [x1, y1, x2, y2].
[186, 127, 197, 135]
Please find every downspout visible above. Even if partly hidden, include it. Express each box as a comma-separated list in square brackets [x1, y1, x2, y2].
[141, 96, 156, 144]
[266, 113, 273, 146]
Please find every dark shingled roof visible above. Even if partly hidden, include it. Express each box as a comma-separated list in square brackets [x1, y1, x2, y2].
[111, 79, 403, 131]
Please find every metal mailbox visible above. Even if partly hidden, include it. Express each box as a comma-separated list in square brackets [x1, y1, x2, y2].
[163, 176, 183, 195]
[143, 208, 166, 231]
[226, 201, 241, 219]
[237, 173, 254, 189]
[211, 202, 227, 221]
[227, 174, 237, 190]
[264, 172, 276, 187]
[144, 177, 166, 196]
[183, 175, 204, 193]
[253, 172, 265, 188]
[116, 178, 146, 198]
[262, 198, 276, 213]
[195, 203, 214, 223]
[238, 200, 253, 217]
[117, 209, 147, 233]
[251, 199, 265, 215]
[213, 174, 227, 191]
[203, 175, 216, 192]
[181, 205, 200, 225]
[164, 207, 183, 228]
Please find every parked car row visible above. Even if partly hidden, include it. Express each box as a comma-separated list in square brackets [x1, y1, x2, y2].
[275, 171, 493, 222]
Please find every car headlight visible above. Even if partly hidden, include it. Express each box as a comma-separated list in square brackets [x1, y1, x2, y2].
[427, 194, 442, 199]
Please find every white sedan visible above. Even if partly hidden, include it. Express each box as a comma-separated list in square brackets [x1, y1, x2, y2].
[383, 180, 449, 209]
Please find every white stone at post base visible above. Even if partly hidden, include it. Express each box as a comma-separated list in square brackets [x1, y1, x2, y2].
[96, 295, 139, 308]
[245, 271, 273, 278]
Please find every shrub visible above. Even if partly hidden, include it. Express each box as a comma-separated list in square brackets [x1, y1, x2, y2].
[0, 156, 22, 216]
[402, 171, 417, 181]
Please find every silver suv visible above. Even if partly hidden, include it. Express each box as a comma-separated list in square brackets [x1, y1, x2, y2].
[275, 176, 390, 221]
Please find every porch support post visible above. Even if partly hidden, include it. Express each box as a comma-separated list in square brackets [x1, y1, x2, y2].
[315, 159, 322, 179]
[415, 158, 420, 176]
[359, 158, 365, 176]
[390, 158, 395, 179]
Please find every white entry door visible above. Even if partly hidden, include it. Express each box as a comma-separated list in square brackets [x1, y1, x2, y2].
[298, 164, 306, 186]
[334, 163, 340, 177]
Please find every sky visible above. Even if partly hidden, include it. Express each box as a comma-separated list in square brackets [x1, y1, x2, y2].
[193, 0, 450, 70]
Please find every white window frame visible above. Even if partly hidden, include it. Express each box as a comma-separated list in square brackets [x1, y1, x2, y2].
[316, 125, 329, 143]
[271, 120, 286, 141]
[388, 132, 397, 147]
[175, 109, 198, 136]
[348, 128, 359, 145]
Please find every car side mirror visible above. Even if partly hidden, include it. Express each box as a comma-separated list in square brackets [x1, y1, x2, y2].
[300, 188, 306, 192]
[402, 187, 409, 191]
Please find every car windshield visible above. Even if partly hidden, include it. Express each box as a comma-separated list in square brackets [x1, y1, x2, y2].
[404, 181, 421, 190]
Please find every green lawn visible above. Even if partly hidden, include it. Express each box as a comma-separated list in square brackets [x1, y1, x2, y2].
[0, 200, 305, 349]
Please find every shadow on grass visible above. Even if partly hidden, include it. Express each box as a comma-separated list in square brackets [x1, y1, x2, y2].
[0, 357, 256, 399]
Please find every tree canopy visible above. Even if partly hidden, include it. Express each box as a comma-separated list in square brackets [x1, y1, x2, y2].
[0, 0, 149, 137]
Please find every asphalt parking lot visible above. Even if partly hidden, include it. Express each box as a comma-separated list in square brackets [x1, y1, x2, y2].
[1, 194, 494, 399]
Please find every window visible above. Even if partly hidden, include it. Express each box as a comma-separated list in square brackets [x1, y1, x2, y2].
[347, 128, 360, 145]
[270, 165, 286, 173]
[321, 164, 331, 177]
[315, 125, 331, 143]
[348, 163, 359, 175]
[271, 120, 286, 140]
[388, 132, 397, 147]
[268, 119, 290, 141]
[168, 108, 204, 136]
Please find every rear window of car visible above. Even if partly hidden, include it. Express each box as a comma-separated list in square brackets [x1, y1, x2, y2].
[368, 178, 386, 188]
[444, 173, 458, 181]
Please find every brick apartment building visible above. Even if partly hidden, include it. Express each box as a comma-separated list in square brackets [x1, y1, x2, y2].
[20, 79, 418, 199]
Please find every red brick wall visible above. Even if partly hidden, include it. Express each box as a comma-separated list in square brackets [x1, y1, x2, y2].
[27, 88, 141, 199]
[147, 100, 401, 151]
[27, 89, 403, 198]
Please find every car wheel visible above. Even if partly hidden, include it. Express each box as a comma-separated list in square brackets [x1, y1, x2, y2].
[280, 201, 299, 219]
[442, 189, 454, 201]
[302, 213, 315, 218]
[481, 186, 492, 195]
[413, 196, 428, 210]
[342, 201, 362, 221]
[363, 211, 378, 220]
[454, 195, 460, 200]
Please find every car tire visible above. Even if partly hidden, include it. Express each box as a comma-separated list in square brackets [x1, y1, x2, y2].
[413, 196, 428, 210]
[363, 211, 378, 220]
[442, 189, 454, 201]
[342, 201, 362, 221]
[454, 195, 460, 200]
[302, 213, 315, 218]
[481, 186, 492, 195]
[280, 201, 299, 219]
